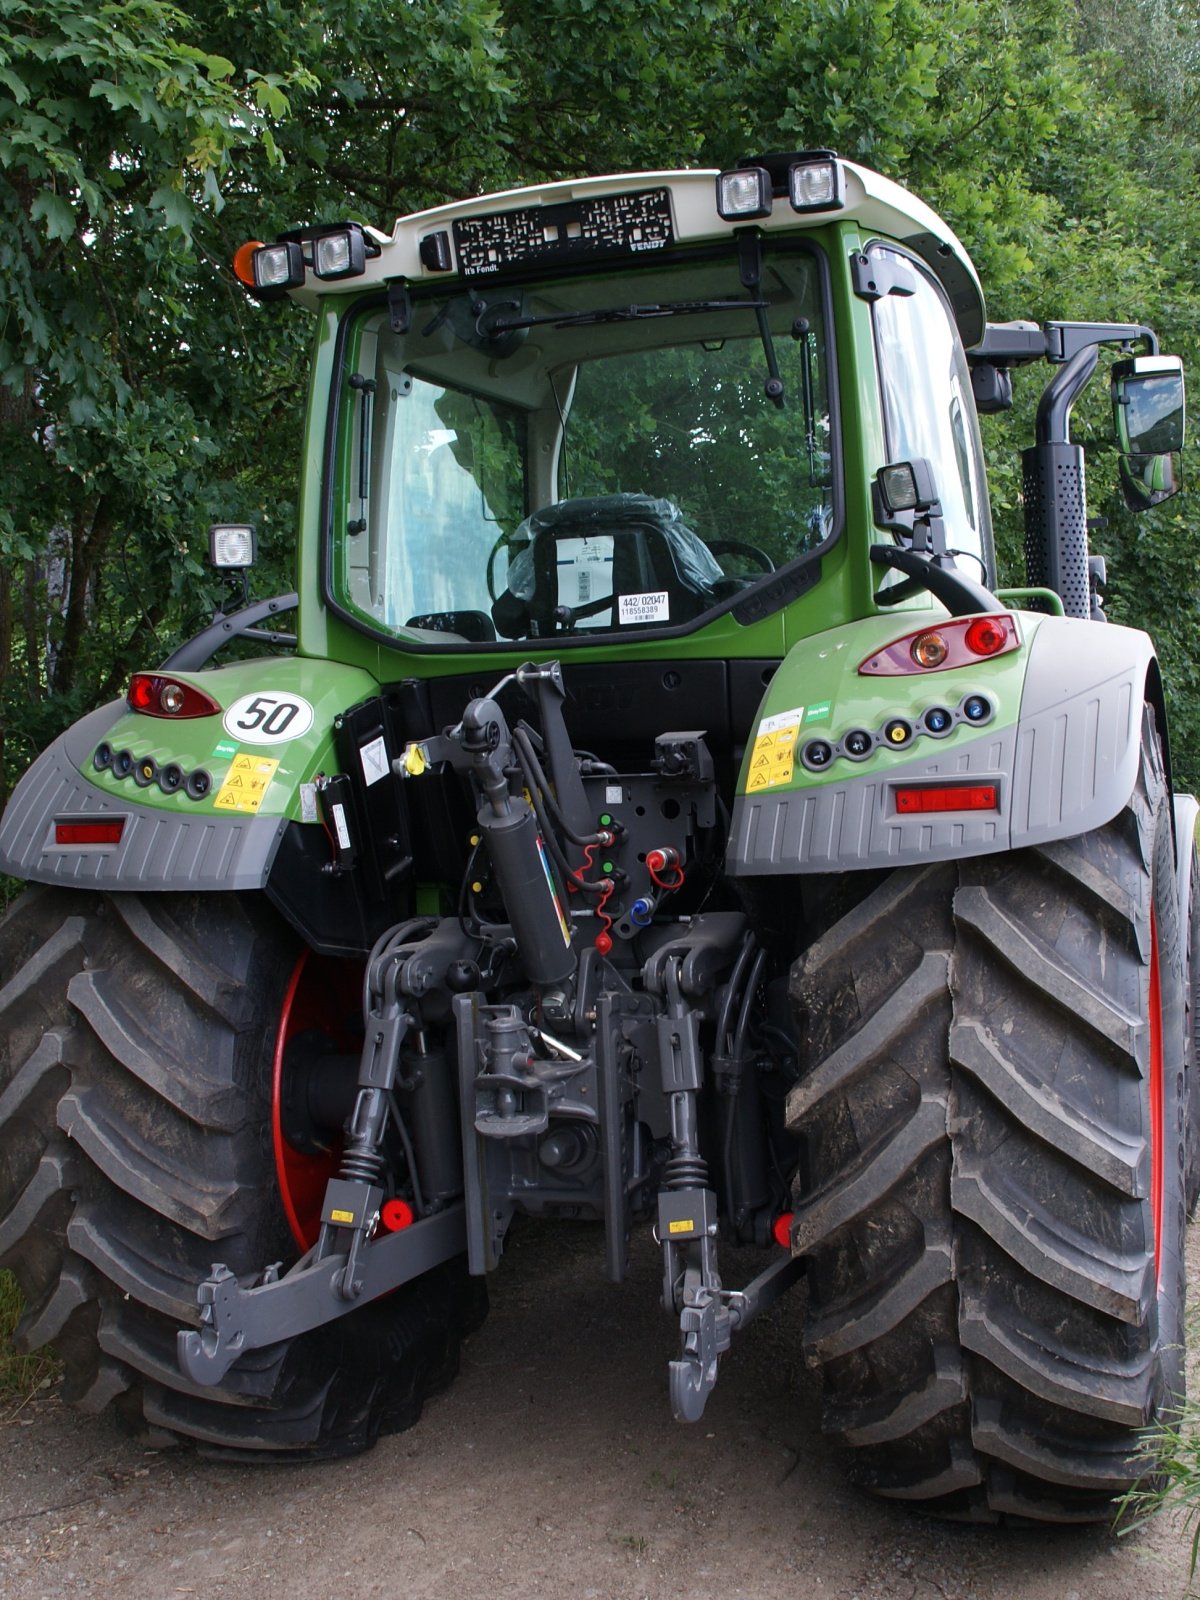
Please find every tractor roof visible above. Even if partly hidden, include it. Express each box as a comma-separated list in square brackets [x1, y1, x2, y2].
[284, 156, 985, 346]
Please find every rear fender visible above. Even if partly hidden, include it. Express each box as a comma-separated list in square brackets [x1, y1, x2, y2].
[726, 609, 1161, 875]
[0, 656, 379, 891]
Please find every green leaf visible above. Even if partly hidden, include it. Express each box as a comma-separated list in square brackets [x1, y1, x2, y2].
[29, 190, 75, 241]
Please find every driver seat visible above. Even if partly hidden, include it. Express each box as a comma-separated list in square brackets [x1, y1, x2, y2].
[492, 493, 722, 638]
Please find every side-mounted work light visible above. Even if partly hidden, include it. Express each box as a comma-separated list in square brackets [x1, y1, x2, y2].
[209, 523, 257, 570]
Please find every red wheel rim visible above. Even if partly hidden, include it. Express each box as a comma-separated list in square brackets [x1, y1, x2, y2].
[1149, 906, 1164, 1284]
[272, 948, 364, 1250]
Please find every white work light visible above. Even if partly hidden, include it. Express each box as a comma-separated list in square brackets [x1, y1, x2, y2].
[788, 156, 844, 213]
[716, 168, 773, 221]
[252, 242, 305, 292]
[209, 524, 257, 570]
[312, 227, 367, 281]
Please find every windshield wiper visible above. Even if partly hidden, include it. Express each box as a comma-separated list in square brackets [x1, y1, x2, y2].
[476, 297, 769, 337]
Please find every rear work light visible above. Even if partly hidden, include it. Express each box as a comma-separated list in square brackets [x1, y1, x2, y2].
[716, 166, 773, 220]
[788, 154, 844, 213]
[209, 524, 257, 570]
[860, 614, 1020, 675]
[127, 673, 222, 719]
[233, 239, 305, 298]
[311, 226, 367, 281]
[894, 783, 999, 814]
[55, 819, 126, 846]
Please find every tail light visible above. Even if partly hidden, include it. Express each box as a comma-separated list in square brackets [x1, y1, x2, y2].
[127, 674, 221, 718]
[860, 614, 1020, 675]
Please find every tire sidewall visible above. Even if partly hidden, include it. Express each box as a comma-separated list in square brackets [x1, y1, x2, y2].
[1148, 727, 1188, 1415]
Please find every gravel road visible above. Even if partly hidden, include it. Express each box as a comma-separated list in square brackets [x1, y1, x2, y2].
[2, 1220, 1195, 1600]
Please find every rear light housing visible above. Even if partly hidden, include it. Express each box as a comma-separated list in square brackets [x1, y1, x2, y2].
[127, 674, 221, 719]
[860, 614, 1020, 675]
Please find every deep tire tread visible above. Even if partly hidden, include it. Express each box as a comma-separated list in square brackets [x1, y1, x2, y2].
[0, 888, 486, 1460]
[788, 714, 1185, 1521]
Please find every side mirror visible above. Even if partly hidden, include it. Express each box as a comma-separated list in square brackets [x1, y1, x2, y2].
[1111, 354, 1185, 510]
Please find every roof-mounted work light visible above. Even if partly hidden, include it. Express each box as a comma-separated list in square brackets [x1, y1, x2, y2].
[788, 153, 844, 213]
[252, 241, 305, 294]
[311, 224, 368, 281]
[716, 167, 773, 221]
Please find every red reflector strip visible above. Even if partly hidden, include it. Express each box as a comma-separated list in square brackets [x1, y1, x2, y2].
[895, 784, 998, 814]
[55, 820, 126, 846]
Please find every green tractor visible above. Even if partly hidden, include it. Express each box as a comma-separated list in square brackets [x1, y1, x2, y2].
[0, 150, 1191, 1521]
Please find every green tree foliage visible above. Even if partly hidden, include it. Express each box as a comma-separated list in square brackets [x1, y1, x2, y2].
[1, 0, 1197, 794]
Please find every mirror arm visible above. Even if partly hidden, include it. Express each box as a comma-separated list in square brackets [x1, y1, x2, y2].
[1036, 346, 1099, 446]
[870, 546, 1002, 618]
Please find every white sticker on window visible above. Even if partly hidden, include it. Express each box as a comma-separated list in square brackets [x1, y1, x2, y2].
[555, 536, 614, 623]
[359, 735, 389, 787]
[618, 591, 669, 625]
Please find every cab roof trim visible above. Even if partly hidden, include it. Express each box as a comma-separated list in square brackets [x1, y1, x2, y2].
[291, 159, 986, 344]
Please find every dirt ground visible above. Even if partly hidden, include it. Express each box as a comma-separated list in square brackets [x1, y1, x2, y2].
[2, 1220, 1196, 1600]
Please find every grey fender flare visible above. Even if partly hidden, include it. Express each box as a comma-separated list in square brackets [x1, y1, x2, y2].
[1007, 615, 1159, 849]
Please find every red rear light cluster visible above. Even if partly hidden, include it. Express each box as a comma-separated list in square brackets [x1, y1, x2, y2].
[860, 614, 1020, 676]
[127, 673, 221, 718]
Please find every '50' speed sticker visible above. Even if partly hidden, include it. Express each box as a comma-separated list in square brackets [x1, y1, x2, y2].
[222, 692, 315, 746]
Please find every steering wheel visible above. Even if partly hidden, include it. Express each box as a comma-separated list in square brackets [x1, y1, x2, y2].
[708, 539, 775, 574]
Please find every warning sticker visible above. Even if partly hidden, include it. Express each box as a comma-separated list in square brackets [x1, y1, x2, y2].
[758, 706, 805, 735]
[359, 735, 389, 787]
[213, 754, 279, 814]
[618, 590, 670, 625]
[746, 711, 802, 794]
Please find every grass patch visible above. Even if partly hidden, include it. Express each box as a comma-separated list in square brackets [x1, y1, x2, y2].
[1117, 1392, 1200, 1594]
[0, 1268, 59, 1412]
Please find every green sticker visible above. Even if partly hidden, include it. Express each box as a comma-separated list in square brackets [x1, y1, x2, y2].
[804, 701, 833, 724]
[212, 739, 239, 759]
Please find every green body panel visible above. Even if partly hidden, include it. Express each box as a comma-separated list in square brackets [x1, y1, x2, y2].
[736, 607, 1042, 797]
[86, 656, 379, 823]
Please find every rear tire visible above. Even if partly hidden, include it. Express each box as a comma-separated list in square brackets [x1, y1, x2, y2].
[0, 888, 485, 1458]
[787, 713, 1186, 1520]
